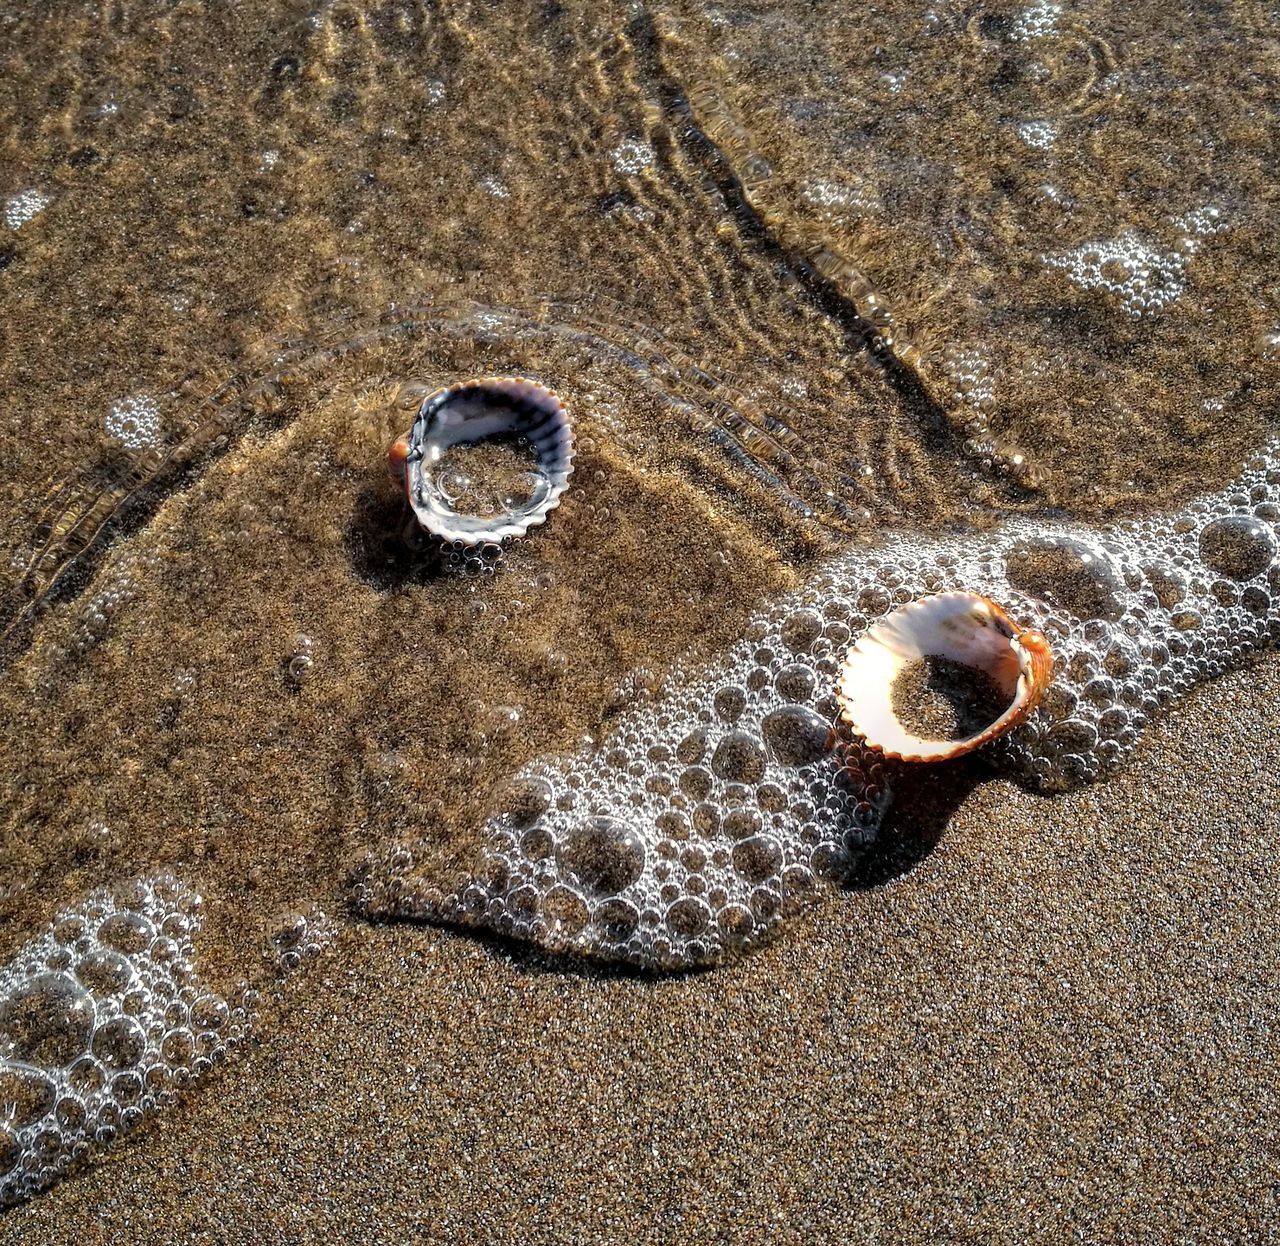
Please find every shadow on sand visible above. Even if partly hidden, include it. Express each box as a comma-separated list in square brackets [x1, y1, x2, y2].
[843, 753, 991, 891]
[344, 481, 445, 591]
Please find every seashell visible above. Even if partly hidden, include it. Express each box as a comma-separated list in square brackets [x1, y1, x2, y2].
[390, 376, 574, 545]
[837, 591, 1053, 763]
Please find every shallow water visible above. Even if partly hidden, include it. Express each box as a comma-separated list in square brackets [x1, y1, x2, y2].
[0, 0, 1277, 1221]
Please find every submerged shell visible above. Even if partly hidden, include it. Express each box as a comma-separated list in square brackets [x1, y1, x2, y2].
[837, 591, 1053, 763]
[394, 376, 574, 545]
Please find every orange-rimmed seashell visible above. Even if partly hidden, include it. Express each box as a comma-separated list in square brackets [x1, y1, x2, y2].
[837, 591, 1053, 763]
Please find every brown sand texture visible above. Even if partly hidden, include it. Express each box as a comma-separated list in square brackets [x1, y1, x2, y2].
[1, 0, 1278, 1240]
[3, 658, 1276, 1245]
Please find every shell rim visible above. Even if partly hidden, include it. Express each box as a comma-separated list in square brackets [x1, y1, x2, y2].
[836, 591, 1053, 764]
[401, 375, 575, 547]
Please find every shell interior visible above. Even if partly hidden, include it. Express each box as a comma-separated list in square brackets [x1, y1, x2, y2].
[404, 377, 574, 545]
[838, 592, 1042, 762]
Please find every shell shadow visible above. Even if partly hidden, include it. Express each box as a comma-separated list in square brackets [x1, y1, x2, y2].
[345, 481, 445, 590]
[843, 753, 990, 890]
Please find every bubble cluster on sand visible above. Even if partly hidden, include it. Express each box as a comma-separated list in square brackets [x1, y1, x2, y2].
[265, 906, 335, 977]
[439, 540, 506, 578]
[52, 567, 144, 666]
[610, 139, 655, 176]
[1015, 120, 1057, 151]
[2, 189, 51, 230]
[1172, 205, 1228, 252]
[800, 178, 880, 217]
[1044, 233, 1187, 317]
[0, 876, 246, 1207]
[1043, 208, 1234, 320]
[938, 346, 995, 413]
[1008, 0, 1062, 40]
[365, 441, 1280, 969]
[104, 394, 162, 451]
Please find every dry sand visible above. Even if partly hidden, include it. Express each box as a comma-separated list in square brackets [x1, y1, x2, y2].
[3, 654, 1275, 1245]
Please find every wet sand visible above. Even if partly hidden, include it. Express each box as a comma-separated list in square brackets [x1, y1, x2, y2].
[2, 0, 1278, 1235]
[2, 653, 1275, 1244]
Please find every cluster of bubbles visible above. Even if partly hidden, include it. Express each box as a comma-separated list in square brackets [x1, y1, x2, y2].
[0, 876, 247, 1206]
[365, 440, 1280, 969]
[937, 347, 995, 414]
[1008, 0, 1062, 40]
[1172, 205, 1229, 253]
[800, 178, 881, 218]
[264, 906, 334, 977]
[478, 175, 510, 200]
[933, 346, 1037, 486]
[103, 395, 162, 452]
[1015, 119, 1057, 151]
[1041, 208, 1228, 319]
[48, 566, 144, 668]
[2, 189, 51, 231]
[440, 540, 506, 578]
[1044, 232, 1187, 317]
[610, 139, 656, 176]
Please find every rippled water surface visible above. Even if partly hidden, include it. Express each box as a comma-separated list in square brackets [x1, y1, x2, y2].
[0, 0, 1277, 1221]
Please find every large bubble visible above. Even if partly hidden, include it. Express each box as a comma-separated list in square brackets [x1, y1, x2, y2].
[0, 975, 95, 1067]
[710, 731, 768, 783]
[761, 706, 832, 766]
[555, 818, 646, 896]
[1198, 515, 1277, 580]
[1004, 536, 1126, 621]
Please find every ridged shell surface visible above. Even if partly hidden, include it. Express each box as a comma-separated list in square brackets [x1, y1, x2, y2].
[401, 376, 574, 546]
[837, 591, 1053, 763]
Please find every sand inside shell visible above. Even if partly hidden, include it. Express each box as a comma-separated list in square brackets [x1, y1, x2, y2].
[432, 434, 544, 519]
[889, 654, 1014, 742]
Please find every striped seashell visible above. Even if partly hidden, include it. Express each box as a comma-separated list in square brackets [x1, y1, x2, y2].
[837, 591, 1053, 763]
[389, 376, 574, 546]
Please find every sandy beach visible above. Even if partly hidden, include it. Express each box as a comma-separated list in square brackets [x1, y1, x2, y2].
[2, 652, 1275, 1244]
[2, 0, 1278, 1238]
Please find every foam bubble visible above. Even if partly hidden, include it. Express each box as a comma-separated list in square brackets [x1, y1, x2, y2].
[611, 139, 655, 175]
[3, 190, 51, 230]
[1014, 120, 1057, 151]
[1004, 536, 1126, 622]
[1008, 1, 1061, 40]
[0, 876, 247, 1207]
[1198, 515, 1276, 582]
[363, 439, 1280, 969]
[1043, 233, 1186, 317]
[104, 395, 162, 451]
